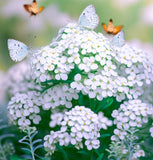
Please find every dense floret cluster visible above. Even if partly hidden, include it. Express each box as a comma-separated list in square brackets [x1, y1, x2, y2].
[6, 22, 153, 159]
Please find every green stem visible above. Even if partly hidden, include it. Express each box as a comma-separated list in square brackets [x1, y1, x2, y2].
[0, 142, 7, 160]
[127, 135, 134, 160]
[89, 98, 95, 111]
[28, 130, 35, 160]
[41, 80, 73, 93]
[90, 150, 94, 160]
[128, 144, 133, 160]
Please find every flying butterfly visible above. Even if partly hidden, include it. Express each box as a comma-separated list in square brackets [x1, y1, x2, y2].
[8, 39, 29, 62]
[23, 0, 44, 16]
[102, 19, 123, 35]
[78, 4, 99, 30]
[111, 31, 125, 47]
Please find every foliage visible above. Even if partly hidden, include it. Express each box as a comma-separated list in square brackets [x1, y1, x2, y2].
[19, 126, 43, 160]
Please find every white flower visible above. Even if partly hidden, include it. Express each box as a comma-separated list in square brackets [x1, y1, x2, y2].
[49, 112, 64, 127]
[18, 117, 31, 126]
[97, 112, 112, 129]
[112, 99, 153, 140]
[132, 149, 145, 159]
[29, 114, 41, 124]
[42, 84, 79, 110]
[95, 52, 107, 66]
[85, 139, 100, 150]
[67, 53, 81, 64]
[79, 56, 98, 72]
[113, 129, 126, 140]
[71, 74, 83, 90]
[8, 91, 42, 129]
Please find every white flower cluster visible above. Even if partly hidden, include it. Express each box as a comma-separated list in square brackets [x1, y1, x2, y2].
[44, 106, 112, 155]
[111, 99, 153, 141]
[132, 148, 145, 159]
[109, 99, 152, 160]
[30, 43, 74, 83]
[41, 84, 79, 110]
[30, 23, 153, 102]
[49, 109, 112, 129]
[114, 44, 153, 99]
[108, 141, 145, 160]
[6, 61, 42, 97]
[8, 91, 42, 129]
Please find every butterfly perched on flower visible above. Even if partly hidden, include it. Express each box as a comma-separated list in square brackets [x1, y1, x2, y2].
[102, 19, 123, 35]
[78, 4, 99, 30]
[23, 0, 44, 16]
[111, 31, 125, 47]
[8, 39, 29, 62]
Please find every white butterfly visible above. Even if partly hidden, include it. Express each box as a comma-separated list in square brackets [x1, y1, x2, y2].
[8, 39, 29, 62]
[78, 4, 99, 30]
[111, 31, 125, 47]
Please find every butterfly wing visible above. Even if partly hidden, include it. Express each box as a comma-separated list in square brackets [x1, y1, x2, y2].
[102, 23, 108, 33]
[78, 4, 99, 30]
[111, 31, 125, 47]
[8, 39, 29, 62]
[79, 14, 91, 28]
[24, 1, 43, 15]
[113, 26, 123, 35]
[24, 4, 32, 13]
[38, 6, 44, 13]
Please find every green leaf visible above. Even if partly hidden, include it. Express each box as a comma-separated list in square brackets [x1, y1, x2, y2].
[94, 149, 101, 156]
[31, 131, 38, 140]
[90, 98, 95, 111]
[10, 155, 26, 160]
[78, 93, 84, 105]
[96, 153, 104, 160]
[0, 134, 14, 141]
[21, 147, 31, 153]
[77, 150, 89, 156]
[19, 136, 28, 142]
[41, 79, 73, 85]
[56, 144, 69, 160]
[96, 97, 113, 112]
[32, 139, 42, 146]
[0, 124, 8, 130]
[34, 153, 44, 159]
[33, 144, 44, 152]
[100, 133, 111, 139]
[21, 154, 32, 159]
[41, 79, 58, 84]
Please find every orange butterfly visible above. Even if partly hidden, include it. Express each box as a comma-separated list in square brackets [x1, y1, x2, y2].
[24, 0, 44, 16]
[102, 19, 123, 35]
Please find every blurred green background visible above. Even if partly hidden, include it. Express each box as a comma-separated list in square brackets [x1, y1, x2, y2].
[0, 0, 153, 71]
